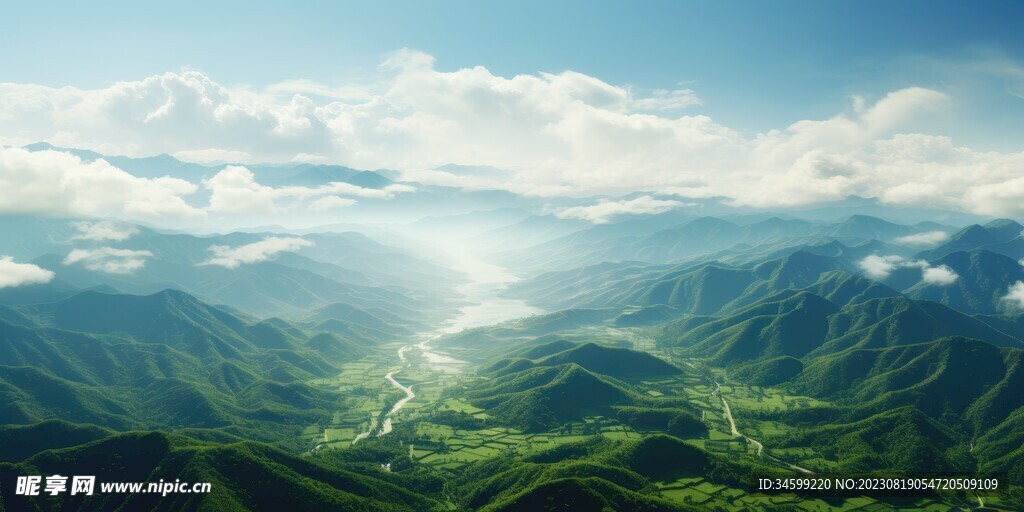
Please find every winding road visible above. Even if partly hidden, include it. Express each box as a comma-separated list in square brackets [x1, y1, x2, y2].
[713, 381, 812, 474]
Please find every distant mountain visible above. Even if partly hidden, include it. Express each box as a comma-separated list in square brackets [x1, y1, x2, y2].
[916, 219, 1024, 260]
[304, 301, 416, 336]
[613, 304, 682, 326]
[471, 214, 591, 253]
[24, 142, 217, 180]
[406, 207, 532, 239]
[903, 250, 1024, 314]
[825, 214, 916, 240]
[813, 296, 1022, 355]
[508, 245, 872, 315]
[655, 284, 1022, 369]
[740, 216, 816, 244]
[12, 224, 457, 323]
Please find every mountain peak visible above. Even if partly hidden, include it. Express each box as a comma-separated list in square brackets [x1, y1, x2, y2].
[983, 218, 1024, 242]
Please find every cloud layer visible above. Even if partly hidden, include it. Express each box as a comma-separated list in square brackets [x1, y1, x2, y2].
[202, 237, 313, 268]
[0, 256, 54, 288]
[63, 247, 154, 274]
[894, 231, 949, 247]
[0, 146, 202, 220]
[71, 220, 139, 242]
[203, 166, 412, 214]
[554, 196, 687, 224]
[2, 51, 1024, 218]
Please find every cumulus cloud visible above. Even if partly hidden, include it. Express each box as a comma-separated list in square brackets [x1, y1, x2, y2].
[3, 53, 1024, 216]
[921, 264, 959, 285]
[1004, 281, 1024, 308]
[201, 237, 313, 268]
[554, 196, 688, 224]
[0, 146, 203, 220]
[71, 220, 139, 242]
[894, 230, 949, 247]
[858, 254, 905, 280]
[309, 196, 357, 211]
[203, 166, 412, 214]
[858, 254, 958, 285]
[1003, 280, 1024, 307]
[0, 256, 54, 288]
[63, 247, 153, 274]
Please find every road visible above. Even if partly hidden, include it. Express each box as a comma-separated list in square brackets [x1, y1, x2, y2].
[713, 381, 812, 474]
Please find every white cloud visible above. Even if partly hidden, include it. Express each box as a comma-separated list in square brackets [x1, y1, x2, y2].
[858, 254, 905, 280]
[71, 220, 139, 242]
[0, 146, 204, 220]
[204, 166, 279, 214]
[201, 237, 313, 268]
[894, 230, 949, 247]
[2, 53, 1024, 217]
[632, 88, 702, 111]
[1003, 281, 1024, 309]
[0, 256, 54, 288]
[859, 254, 959, 285]
[63, 247, 153, 274]
[265, 79, 371, 101]
[203, 166, 412, 214]
[921, 264, 959, 285]
[309, 196, 357, 211]
[553, 196, 688, 224]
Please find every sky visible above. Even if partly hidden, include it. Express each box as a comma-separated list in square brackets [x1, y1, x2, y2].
[1, 1, 1024, 223]
[3, 1, 1024, 146]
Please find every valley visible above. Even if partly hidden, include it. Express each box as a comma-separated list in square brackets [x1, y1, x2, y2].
[4, 199, 1024, 511]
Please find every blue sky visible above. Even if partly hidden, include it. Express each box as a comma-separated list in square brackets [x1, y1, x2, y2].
[3, 1, 1023, 149]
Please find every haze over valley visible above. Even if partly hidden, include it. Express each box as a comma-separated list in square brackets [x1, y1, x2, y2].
[3, 2, 1024, 510]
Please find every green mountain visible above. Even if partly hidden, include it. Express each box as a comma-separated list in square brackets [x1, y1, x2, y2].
[731, 356, 804, 386]
[467, 364, 640, 431]
[0, 290, 370, 444]
[916, 219, 1024, 260]
[0, 420, 114, 463]
[825, 214, 916, 240]
[456, 435, 747, 512]
[484, 342, 682, 379]
[813, 296, 1022, 355]
[776, 406, 961, 472]
[660, 292, 839, 364]
[903, 250, 1024, 314]
[0, 431, 440, 511]
[794, 337, 1018, 420]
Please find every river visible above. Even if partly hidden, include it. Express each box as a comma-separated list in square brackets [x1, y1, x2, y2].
[353, 250, 542, 442]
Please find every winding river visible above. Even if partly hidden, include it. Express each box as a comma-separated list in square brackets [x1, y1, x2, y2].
[353, 251, 542, 443]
